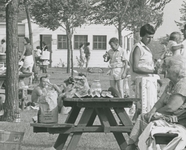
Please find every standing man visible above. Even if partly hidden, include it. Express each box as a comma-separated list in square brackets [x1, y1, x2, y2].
[1, 39, 6, 53]
[84, 42, 91, 69]
[103, 37, 128, 98]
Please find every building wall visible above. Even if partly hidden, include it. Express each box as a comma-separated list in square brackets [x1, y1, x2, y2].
[24, 23, 133, 68]
[0, 21, 133, 68]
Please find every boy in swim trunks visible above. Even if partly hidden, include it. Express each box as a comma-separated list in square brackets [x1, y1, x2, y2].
[103, 37, 128, 98]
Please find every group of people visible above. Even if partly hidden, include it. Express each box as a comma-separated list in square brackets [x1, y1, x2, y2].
[103, 23, 186, 149]
[19, 38, 50, 85]
[79, 42, 91, 69]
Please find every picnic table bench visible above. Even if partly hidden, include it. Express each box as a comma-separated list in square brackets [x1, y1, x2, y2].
[31, 97, 140, 150]
[30, 97, 183, 149]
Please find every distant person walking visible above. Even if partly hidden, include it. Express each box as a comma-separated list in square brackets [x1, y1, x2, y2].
[0, 39, 6, 53]
[40, 42, 50, 73]
[34, 46, 41, 63]
[84, 42, 91, 69]
[78, 43, 85, 68]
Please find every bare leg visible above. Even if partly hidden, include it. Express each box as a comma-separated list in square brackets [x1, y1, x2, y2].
[110, 80, 117, 93]
[116, 79, 124, 98]
[85, 56, 90, 68]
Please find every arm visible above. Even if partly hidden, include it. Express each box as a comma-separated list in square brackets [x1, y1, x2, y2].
[31, 87, 42, 103]
[133, 47, 155, 74]
[20, 47, 26, 61]
[157, 94, 185, 115]
[172, 44, 183, 51]
[52, 84, 62, 94]
[145, 84, 170, 121]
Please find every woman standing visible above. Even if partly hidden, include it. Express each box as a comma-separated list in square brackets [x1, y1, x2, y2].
[129, 24, 160, 118]
[20, 37, 34, 85]
[79, 43, 85, 68]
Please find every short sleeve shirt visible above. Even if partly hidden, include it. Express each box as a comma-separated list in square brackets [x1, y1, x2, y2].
[107, 46, 127, 68]
[163, 78, 186, 116]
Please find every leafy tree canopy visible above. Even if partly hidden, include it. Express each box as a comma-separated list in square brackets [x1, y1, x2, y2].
[30, 0, 90, 32]
[89, 0, 171, 32]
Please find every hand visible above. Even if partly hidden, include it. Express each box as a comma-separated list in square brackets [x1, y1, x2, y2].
[121, 72, 127, 79]
[103, 53, 108, 58]
[144, 111, 155, 123]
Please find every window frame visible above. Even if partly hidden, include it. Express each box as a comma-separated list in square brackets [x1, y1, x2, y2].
[57, 35, 67, 49]
[74, 35, 88, 49]
[93, 35, 107, 50]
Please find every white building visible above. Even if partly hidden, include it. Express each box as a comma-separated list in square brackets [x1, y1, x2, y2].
[0, 21, 133, 67]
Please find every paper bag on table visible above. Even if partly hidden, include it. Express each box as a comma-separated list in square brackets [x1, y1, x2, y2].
[38, 90, 58, 123]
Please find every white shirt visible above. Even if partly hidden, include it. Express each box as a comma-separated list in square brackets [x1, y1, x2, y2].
[1, 43, 6, 53]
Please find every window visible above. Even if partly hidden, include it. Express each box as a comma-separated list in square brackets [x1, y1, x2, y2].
[93, 35, 107, 50]
[74, 35, 88, 49]
[58, 35, 67, 49]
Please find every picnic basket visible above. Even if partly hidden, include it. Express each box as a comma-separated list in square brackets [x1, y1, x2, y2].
[0, 130, 24, 150]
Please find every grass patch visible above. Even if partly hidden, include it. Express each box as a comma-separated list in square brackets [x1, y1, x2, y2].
[0, 67, 168, 150]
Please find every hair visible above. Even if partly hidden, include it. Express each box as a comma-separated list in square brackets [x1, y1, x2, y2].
[40, 74, 50, 82]
[79, 43, 84, 48]
[109, 37, 119, 45]
[86, 42, 90, 46]
[164, 55, 186, 78]
[140, 24, 155, 37]
[1, 39, 5, 43]
[24, 37, 30, 43]
[36, 46, 40, 49]
[169, 32, 181, 42]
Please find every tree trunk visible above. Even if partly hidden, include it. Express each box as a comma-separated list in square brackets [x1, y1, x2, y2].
[69, 35, 73, 77]
[24, 0, 38, 78]
[66, 33, 70, 74]
[118, 22, 122, 47]
[4, 0, 19, 122]
[66, 23, 73, 75]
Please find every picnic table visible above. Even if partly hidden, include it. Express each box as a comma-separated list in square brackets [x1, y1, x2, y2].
[31, 97, 140, 150]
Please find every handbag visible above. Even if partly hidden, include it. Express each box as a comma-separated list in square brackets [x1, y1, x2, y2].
[40, 50, 50, 60]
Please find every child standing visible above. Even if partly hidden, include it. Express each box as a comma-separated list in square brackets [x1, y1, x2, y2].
[103, 37, 128, 98]
[167, 32, 183, 56]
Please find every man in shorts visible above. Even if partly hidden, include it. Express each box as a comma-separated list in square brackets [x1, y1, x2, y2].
[103, 37, 128, 98]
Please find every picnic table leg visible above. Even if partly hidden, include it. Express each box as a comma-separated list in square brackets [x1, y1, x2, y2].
[96, 108, 112, 133]
[104, 108, 128, 150]
[114, 108, 133, 145]
[54, 106, 80, 150]
[87, 109, 96, 126]
[66, 108, 95, 150]
[114, 108, 133, 126]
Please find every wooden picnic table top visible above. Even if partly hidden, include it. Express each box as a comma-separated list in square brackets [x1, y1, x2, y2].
[64, 97, 140, 102]
[63, 97, 140, 108]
